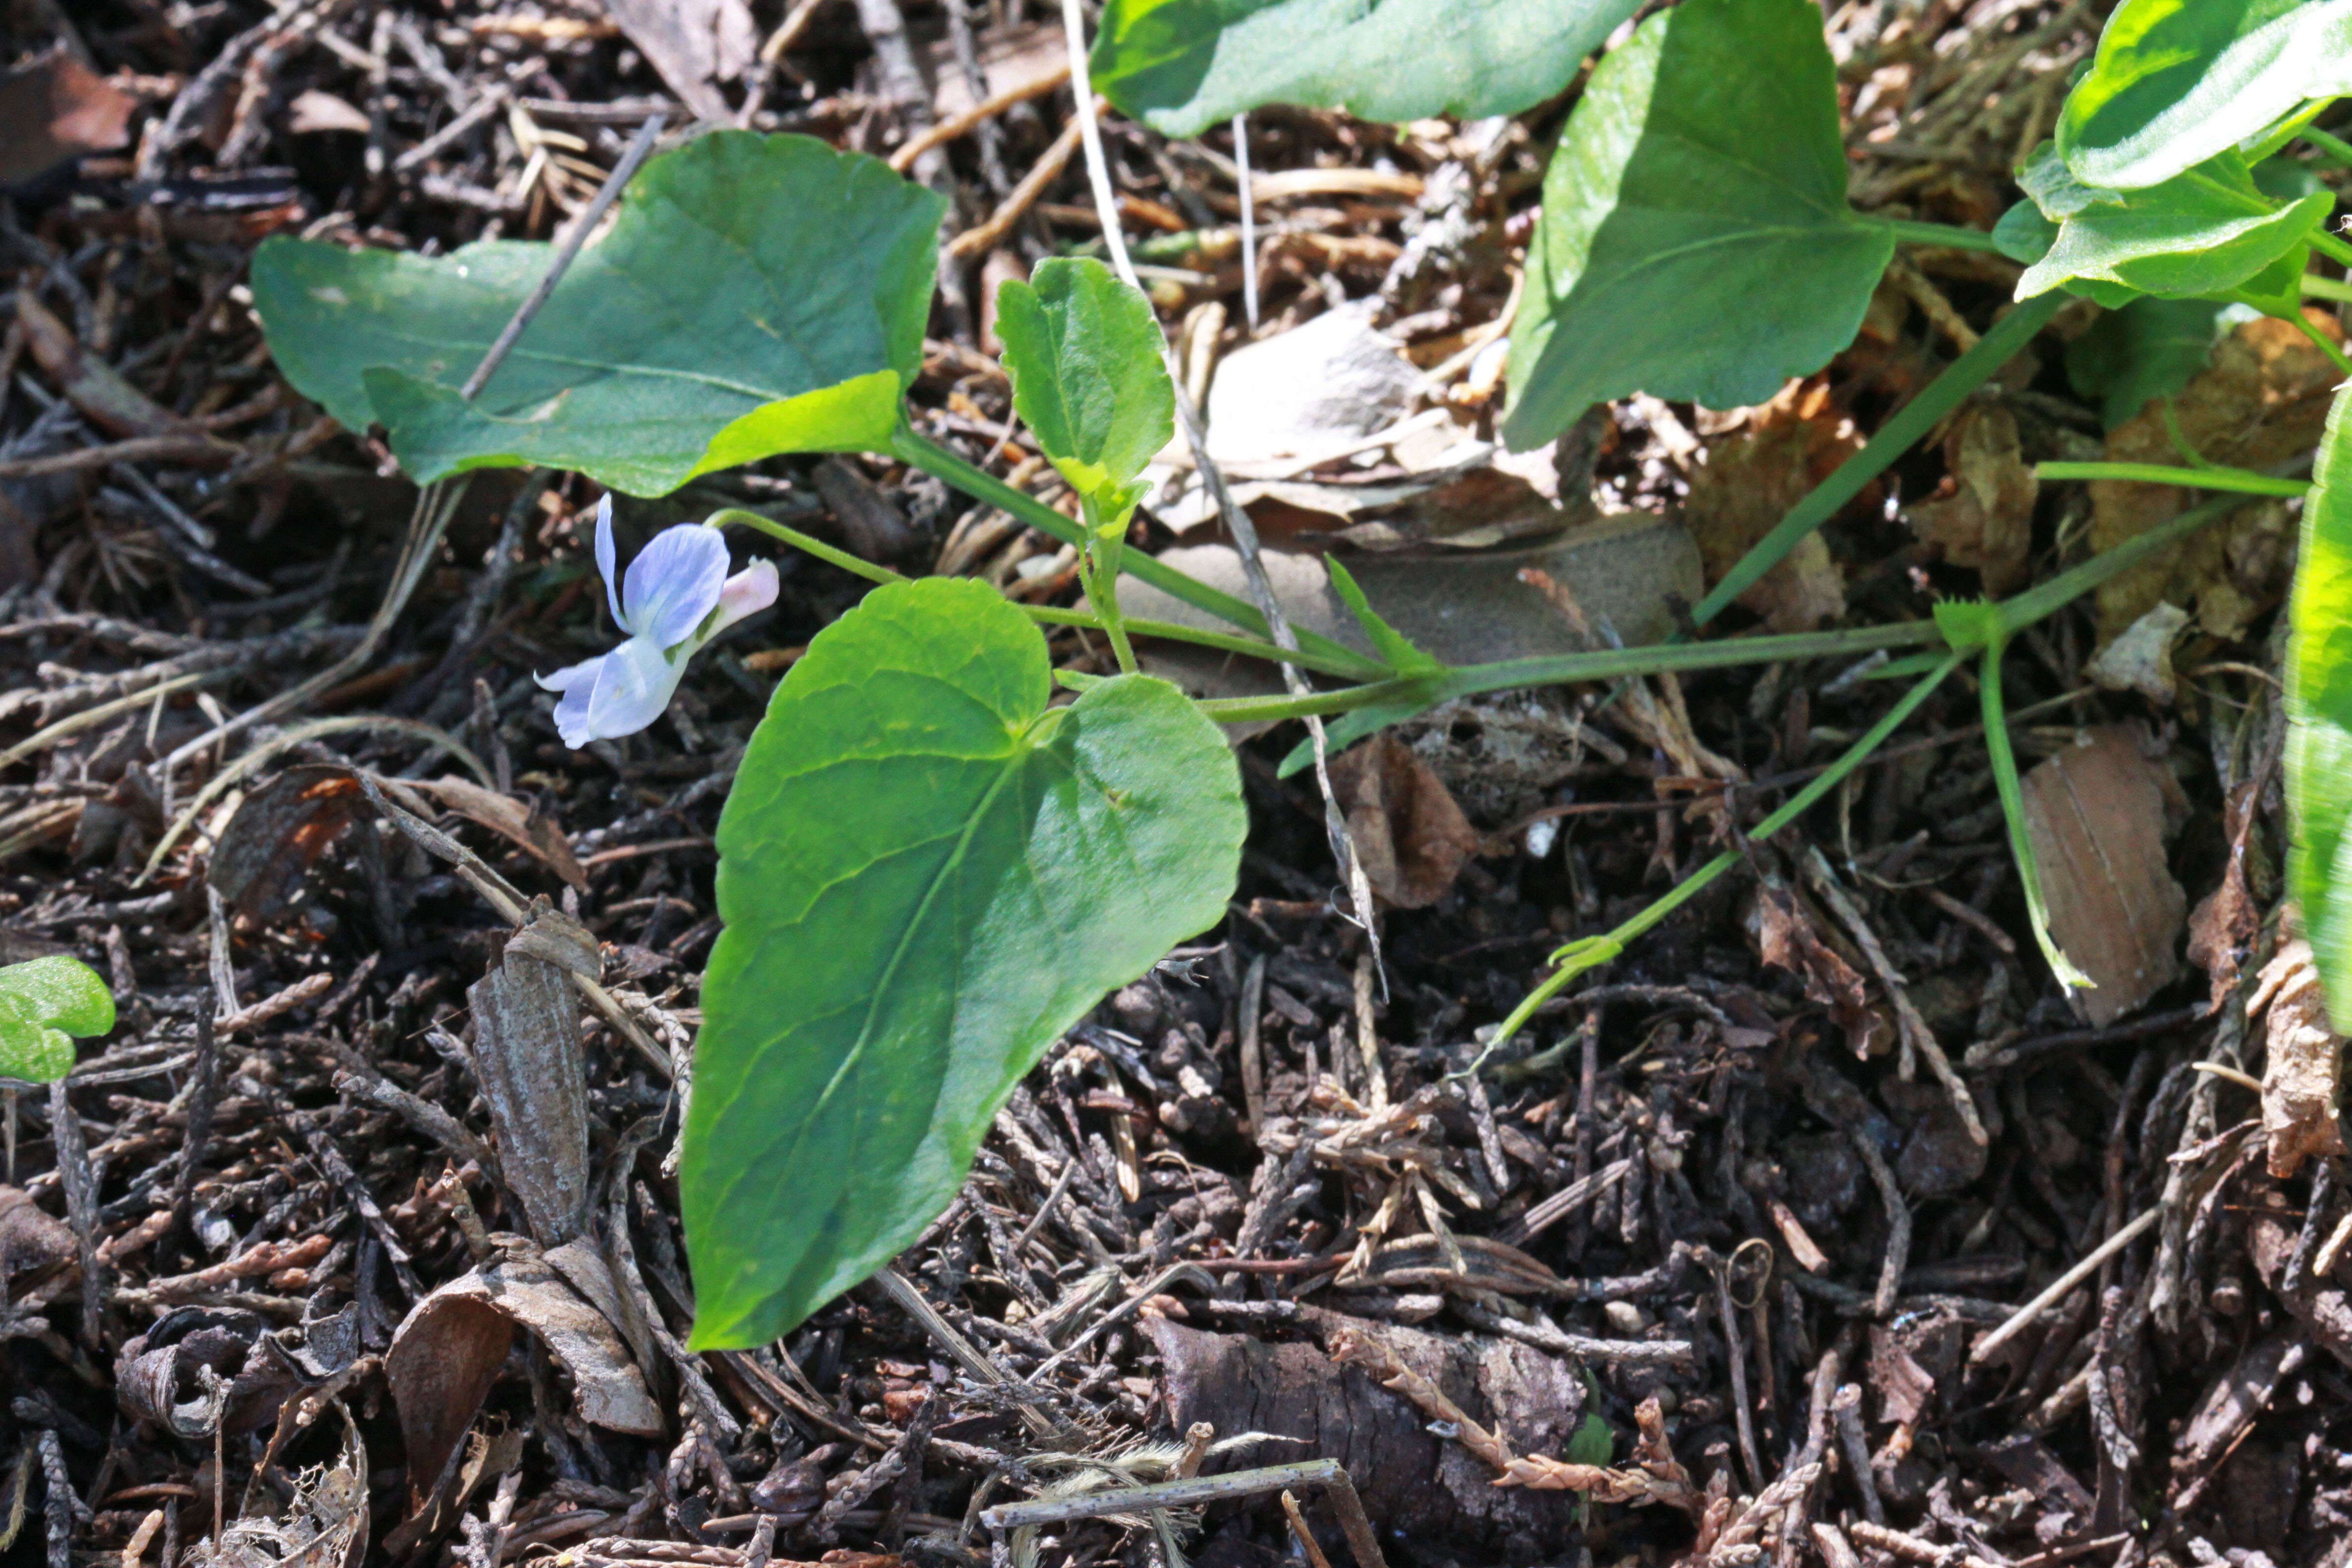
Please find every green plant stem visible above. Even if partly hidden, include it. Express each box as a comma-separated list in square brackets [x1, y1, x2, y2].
[2302, 125, 2352, 170]
[713, 508, 1370, 678]
[1974, 635, 2093, 990]
[1865, 216, 2010, 254]
[888, 422, 1389, 682]
[2285, 306, 2352, 376]
[2309, 228, 2352, 273]
[1695, 288, 2068, 626]
[2033, 462, 2310, 496]
[1080, 501, 1139, 676]
[2302, 271, 2352, 302]
[1481, 652, 1965, 1054]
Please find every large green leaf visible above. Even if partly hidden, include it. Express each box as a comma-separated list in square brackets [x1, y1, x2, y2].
[995, 259, 1173, 520]
[1091, 0, 1639, 139]
[682, 578, 1245, 1347]
[2014, 145, 2330, 302]
[2065, 296, 2228, 427]
[0, 956, 115, 1083]
[2058, 0, 2352, 191]
[2290, 384, 2352, 1025]
[252, 133, 946, 495]
[1499, 0, 1890, 452]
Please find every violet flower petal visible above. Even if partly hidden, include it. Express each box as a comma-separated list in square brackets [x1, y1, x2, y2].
[623, 524, 732, 649]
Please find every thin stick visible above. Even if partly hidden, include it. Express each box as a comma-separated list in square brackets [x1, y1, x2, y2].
[874, 1269, 1069, 1442]
[946, 104, 1097, 260]
[981, 1458, 1388, 1568]
[1234, 113, 1259, 331]
[891, 63, 1074, 172]
[1969, 1206, 2159, 1364]
[461, 111, 667, 400]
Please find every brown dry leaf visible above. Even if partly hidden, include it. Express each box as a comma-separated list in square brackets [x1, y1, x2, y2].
[1906, 403, 2036, 595]
[2091, 313, 2340, 642]
[1749, 884, 1888, 1057]
[2019, 725, 2187, 1025]
[2086, 601, 2189, 705]
[1683, 377, 1862, 631]
[0, 49, 136, 185]
[386, 1239, 663, 1512]
[207, 766, 366, 926]
[470, 908, 598, 1246]
[187, 1405, 367, 1568]
[0, 1185, 75, 1282]
[2249, 941, 2346, 1179]
[2188, 774, 2265, 1006]
[410, 776, 587, 889]
[1325, 735, 1480, 908]
[599, 0, 756, 122]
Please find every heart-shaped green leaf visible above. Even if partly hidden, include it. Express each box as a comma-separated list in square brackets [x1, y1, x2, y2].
[2015, 144, 2330, 302]
[1500, 0, 1891, 452]
[253, 133, 946, 495]
[1090, 0, 1640, 138]
[682, 577, 1245, 1347]
[2289, 384, 2352, 1024]
[2065, 296, 2229, 427]
[0, 955, 115, 1083]
[2058, 0, 2352, 191]
[995, 258, 1173, 522]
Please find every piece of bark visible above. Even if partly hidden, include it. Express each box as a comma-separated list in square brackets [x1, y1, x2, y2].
[2019, 724, 2187, 1025]
[1142, 1312, 1585, 1542]
[468, 904, 597, 1246]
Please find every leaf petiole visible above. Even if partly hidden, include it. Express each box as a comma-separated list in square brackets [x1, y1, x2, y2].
[1863, 216, 2011, 255]
[2300, 126, 2352, 171]
[2301, 271, 2352, 303]
[2032, 461, 2310, 496]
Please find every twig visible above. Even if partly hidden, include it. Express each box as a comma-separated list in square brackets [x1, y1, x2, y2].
[873, 1269, 1070, 1442]
[891, 64, 1074, 172]
[462, 111, 666, 400]
[1969, 1206, 2159, 1365]
[981, 1459, 1387, 1568]
[1233, 114, 1259, 331]
[946, 103, 1097, 260]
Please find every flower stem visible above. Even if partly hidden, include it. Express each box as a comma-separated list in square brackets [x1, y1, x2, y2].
[1481, 652, 1965, 1056]
[2302, 271, 2352, 303]
[2033, 461, 2310, 496]
[2309, 228, 2352, 274]
[1695, 289, 2067, 626]
[887, 421, 1389, 681]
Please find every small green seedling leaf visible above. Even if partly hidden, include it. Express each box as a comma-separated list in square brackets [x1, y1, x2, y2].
[1324, 557, 1444, 678]
[254, 133, 946, 494]
[2058, 0, 2352, 192]
[0, 955, 115, 1083]
[1090, 0, 1640, 138]
[2289, 381, 2352, 1025]
[2014, 143, 2330, 303]
[1501, 0, 1894, 451]
[1931, 596, 2006, 654]
[683, 578, 1246, 1347]
[994, 258, 1173, 525]
[2066, 296, 2230, 428]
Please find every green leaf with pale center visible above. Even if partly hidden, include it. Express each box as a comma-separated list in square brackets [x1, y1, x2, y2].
[1090, 0, 1640, 139]
[0, 956, 115, 1083]
[2290, 383, 2352, 1025]
[1500, 0, 1891, 452]
[2058, 0, 2352, 191]
[2014, 143, 2329, 302]
[252, 133, 945, 495]
[682, 578, 1246, 1347]
[995, 259, 1173, 522]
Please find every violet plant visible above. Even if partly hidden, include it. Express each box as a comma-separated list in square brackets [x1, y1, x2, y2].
[247, 0, 2352, 1347]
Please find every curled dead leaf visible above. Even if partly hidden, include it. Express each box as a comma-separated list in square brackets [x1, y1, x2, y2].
[1906, 403, 2035, 596]
[410, 776, 587, 890]
[2250, 941, 2346, 1179]
[2091, 313, 2339, 644]
[1749, 884, 1887, 1057]
[186, 1404, 367, 1568]
[207, 767, 366, 926]
[1325, 735, 1481, 908]
[386, 1237, 662, 1512]
[1683, 378, 1860, 632]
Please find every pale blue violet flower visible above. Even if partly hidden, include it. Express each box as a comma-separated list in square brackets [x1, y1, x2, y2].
[538, 496, 778, 747]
